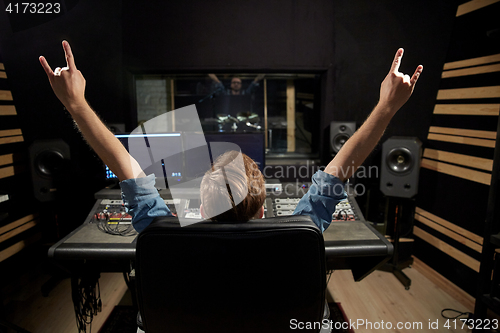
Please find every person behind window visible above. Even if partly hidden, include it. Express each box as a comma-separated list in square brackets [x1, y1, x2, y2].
[208, 73, 265, 95]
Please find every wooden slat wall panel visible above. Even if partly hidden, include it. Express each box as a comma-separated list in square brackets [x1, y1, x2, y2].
[444, 54, 500, 70]
[423, 149, 493, 171]
[0, 151, 26, 179]
[0, 165, 25, 179]
[286, 79, 295, 152]
[421, 158, 491, 185]
[413, 227, 480, 272]
[0, 153, 14, 167]
[437, 86, 500, 100]
[0, 129, 23, 137]
[416, 0, 500, 298]
[0, 214, 38, 235]
[414, 213, 482, 253]
[427, 133, 495, 148]
[264, 79, 268, 148]
[415, 207, 483, 245]
[456, 0, 500, 16]
[442, 63, 500, 78]
[0, 105, 16, 116]
[0, 233, 42, 263]
[0, 136, 24, 145]
[428, 126, 496, 139]
[0, 90, 13, 101]
[0, 56, 39, 265]
[0, 220, 39, 244]
[433, 104, 499, 116]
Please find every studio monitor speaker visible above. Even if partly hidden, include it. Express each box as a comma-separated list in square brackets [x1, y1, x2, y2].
[330, 121, 356, 154]
[29, 139, 71, 202]
[380, 137, 422, 198]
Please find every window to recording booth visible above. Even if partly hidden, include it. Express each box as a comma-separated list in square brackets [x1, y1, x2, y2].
[134, 73, 322, 159]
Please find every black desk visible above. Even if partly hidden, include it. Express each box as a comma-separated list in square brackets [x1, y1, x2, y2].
[49, 189, 393, 281]
[324, 221, 393, 280]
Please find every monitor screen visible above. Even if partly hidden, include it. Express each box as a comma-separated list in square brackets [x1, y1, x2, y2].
[105, 132, 264, 184]
[105, 133, 183, 182]
[183, 132, 265, 180]
[105, 165, 117, 179]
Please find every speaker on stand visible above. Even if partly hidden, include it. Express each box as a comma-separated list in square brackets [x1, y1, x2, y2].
[330, 121, 356, 154]
[379, 137, 422, 290]
[29, 139, 73, 297]
[29, 139, 71, 202]
[330, 121, 357, 187]
[29, 139, 72, 241]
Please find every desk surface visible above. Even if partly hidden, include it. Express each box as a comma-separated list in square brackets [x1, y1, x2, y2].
[49, 196, 392, 281]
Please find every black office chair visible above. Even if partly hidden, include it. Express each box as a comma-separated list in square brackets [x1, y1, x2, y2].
[135, 215, 327, 333]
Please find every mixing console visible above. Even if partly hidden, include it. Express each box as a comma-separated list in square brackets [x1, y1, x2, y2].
[91, 197, 200, 235]
[269, 192, 364, 222]
[91, 182, 364, 236]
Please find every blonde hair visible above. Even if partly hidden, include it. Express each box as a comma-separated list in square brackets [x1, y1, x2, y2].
[200, 151, 265, 222]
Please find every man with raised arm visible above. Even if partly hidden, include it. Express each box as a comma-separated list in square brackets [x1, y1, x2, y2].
[40, 41, 422, 233]
[208, 73, 265, 95]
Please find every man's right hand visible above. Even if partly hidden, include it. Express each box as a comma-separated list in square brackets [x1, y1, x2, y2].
[39, 40, 86, 112]
[325, 48, 422, 181]
[379, 48, 423, 114]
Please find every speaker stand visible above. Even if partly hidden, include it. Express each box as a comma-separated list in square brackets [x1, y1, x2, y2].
[379, 197, 415, 290]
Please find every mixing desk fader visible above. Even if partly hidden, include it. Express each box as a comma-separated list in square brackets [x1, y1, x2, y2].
[266, 183, 365, 222]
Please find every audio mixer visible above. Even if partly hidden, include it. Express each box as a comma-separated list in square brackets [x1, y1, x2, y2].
[92, 182, 364, 236]
[90, 195, 201, 235]
[266, 184, 365, 222]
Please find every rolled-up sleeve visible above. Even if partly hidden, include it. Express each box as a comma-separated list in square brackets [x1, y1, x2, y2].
[293, 170, 347, 232]
[120, 174, 172, 233]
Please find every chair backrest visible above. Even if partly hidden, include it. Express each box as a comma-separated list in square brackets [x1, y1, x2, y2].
[135, 215, 326, 333]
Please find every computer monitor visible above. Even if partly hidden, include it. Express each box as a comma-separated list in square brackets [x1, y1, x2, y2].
[183, 132, 265, 180]
[105, 133, 183, 183]
[105, 165, 117, 179]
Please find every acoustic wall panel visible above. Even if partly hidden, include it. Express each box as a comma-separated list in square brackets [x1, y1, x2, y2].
[415, 0, 500, 296]
[0, 53, 39, 263]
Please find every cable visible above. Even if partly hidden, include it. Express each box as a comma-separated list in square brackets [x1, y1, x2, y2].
[326, 270, 335, 285]
[441, 308, 473, 320]
[97, 219, 136, 236]
[94, 212, 137, 237]
[71, 273, 102, 333]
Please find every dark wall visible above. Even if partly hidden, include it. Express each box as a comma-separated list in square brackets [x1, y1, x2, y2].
[122, 0, 335, 71]
[0, 0, 123, 137]
[0, 0, 124, 233]
[331, 0, 457, 162]
[121, 0, 457, 165]
[330, 0, 458, 222]
[0, 0, 457, 159]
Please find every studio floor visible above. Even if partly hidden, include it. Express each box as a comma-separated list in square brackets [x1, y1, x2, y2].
[2, 257, 475, 333]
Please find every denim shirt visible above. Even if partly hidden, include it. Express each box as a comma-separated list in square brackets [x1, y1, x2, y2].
[120, 175, 173, 233]
[120, 170, 346, 233]
[293, 170, 347, 232]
